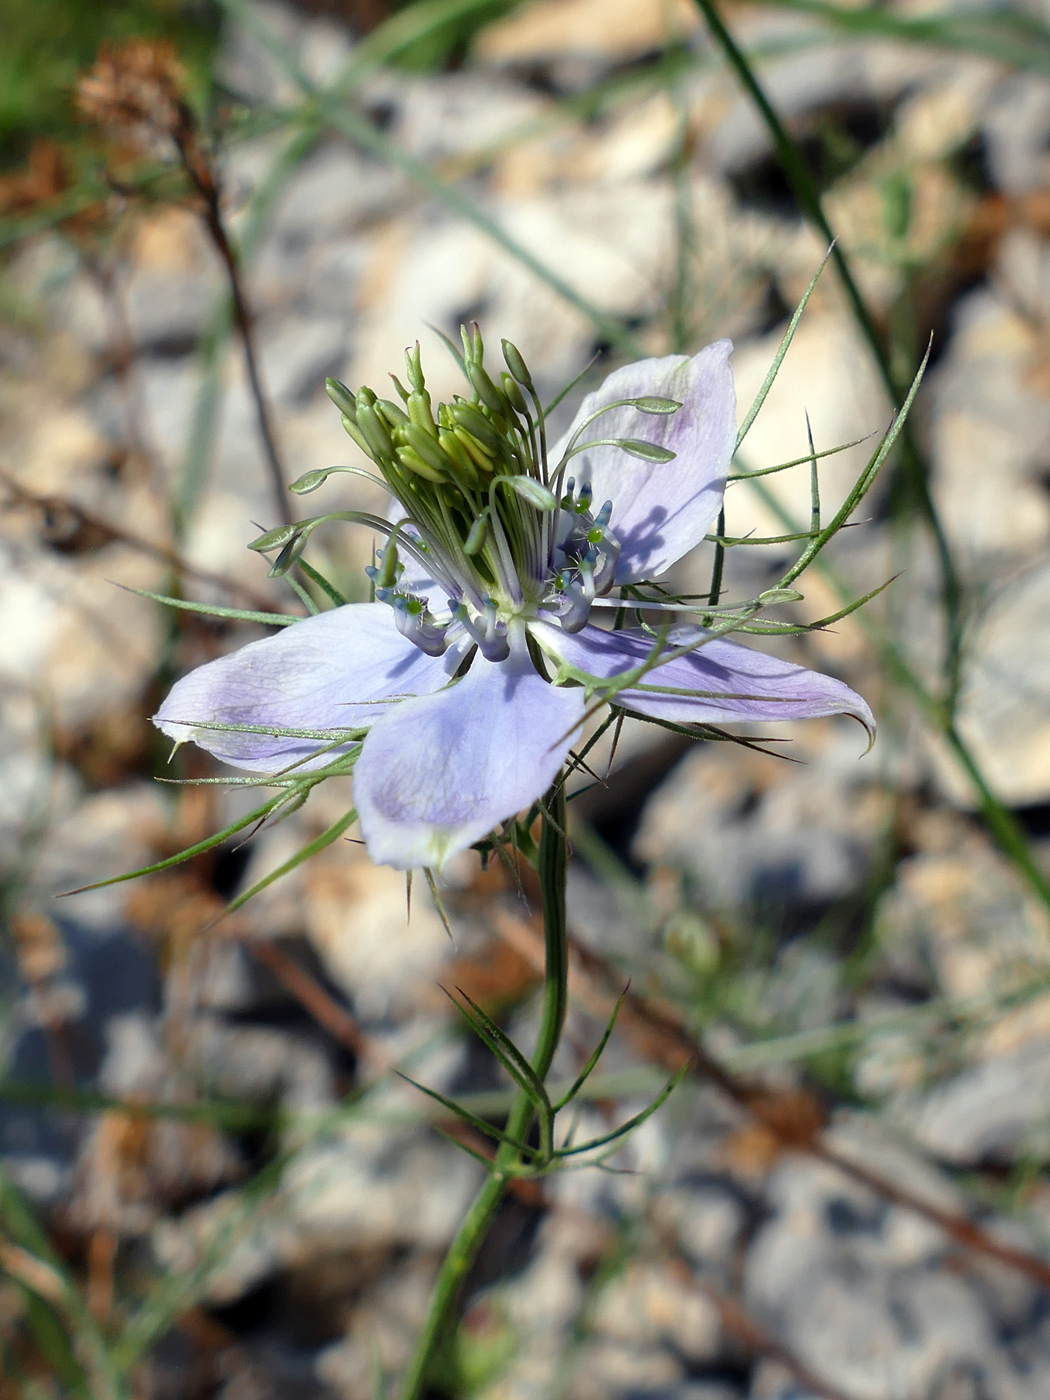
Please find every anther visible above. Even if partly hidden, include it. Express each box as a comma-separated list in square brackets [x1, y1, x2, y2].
[390, 595, 449, 657]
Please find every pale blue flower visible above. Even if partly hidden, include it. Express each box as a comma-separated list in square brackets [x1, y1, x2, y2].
[155, 336, 873, 870]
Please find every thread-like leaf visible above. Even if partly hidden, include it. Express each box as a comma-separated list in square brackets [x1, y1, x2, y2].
[555, 1064, 689, 1158]
[222, 807, 358, 916]
[62, 792, 292, 894]
[397, 1074, 535, 1157]
[450, 989, 552, 1113]
[129, 588, 299, 627]
[552, 989, 628, 1112]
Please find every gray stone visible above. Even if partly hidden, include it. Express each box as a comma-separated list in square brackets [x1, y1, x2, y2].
[258, 314, 350, 405]
[909, 1037, 1050, 1166]
[982, 73, 1050, 196]
[634, 721, 888, 910]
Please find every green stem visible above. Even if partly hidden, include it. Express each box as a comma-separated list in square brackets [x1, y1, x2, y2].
[397, 785, 569, 1400]
[690, 0, 964, 701]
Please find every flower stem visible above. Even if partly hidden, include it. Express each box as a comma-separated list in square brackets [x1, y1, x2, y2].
[397, 784, 569, 1400]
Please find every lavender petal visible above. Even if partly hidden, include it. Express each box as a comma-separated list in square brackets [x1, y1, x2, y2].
[549, 341, 736, 583]
[154, 603, 466, 773]
[354, 634, 584, 869]
[532, 622, 875, 737]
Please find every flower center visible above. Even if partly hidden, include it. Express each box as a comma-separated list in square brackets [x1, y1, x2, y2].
[334, 329, 627, 660]
[246, 328, 680, 661]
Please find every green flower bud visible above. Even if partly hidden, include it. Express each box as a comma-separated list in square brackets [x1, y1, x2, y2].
[466, 362, 507, 417]
[460, 322, 484, 367]
[501, 339, 534, 391]
[326, 377, 357, 419]
[501, 372, 528, 415]
[375, 398, 410, 429]
[356, 402, 393, 459]
[389, 373, 411, 404]
[438, 428, 480, 486]
[405, 342, 427, 394]
[250, 522, 301, 553]
[408, 389, 437, 437]
[341, 414, 375, 459]
[453, 425, 496, 473]
[397, 445, 447, 483]
[464, 513, 489, 555]
[402, 422, 451, 477]
[452, 401, 501, 452]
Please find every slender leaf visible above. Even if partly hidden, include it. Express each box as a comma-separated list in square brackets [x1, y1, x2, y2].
[552, 990, 628, 1112]
[397, 1074, 536, 1157]
[735, 245, 832, 450]
[451, 989, 552, 1112]
[555, 1064, 689, 1158]
[130, 587, 298, 626]
[222, 807, 358, 916]
[62, 792, 290, 894]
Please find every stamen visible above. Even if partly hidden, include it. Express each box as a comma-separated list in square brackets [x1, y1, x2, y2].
[386, 593, 450, 657]
[453, 600, 511, 663]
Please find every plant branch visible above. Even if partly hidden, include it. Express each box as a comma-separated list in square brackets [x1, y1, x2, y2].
[171, 117, 292, 527]
[398, 785, 570, 1400]
[0, 469, 286, 615]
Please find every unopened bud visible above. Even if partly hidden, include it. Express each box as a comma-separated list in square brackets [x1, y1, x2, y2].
[397, 445, 446, 483]
[466, 362, 506, 417]
[375, 398, 410, 429]
[402, 423, 451, 477]
[341, 414, 374, 458]
[356, 402, 393, 459]
[452, 401, 501, 452]
[501, 339, 534, 390]
[405, 342, 427, 394]
[407, 389, 437, 437]
[464, 513, 489, 555]
[326, 377, 357, 419]
[453, 426, 496, 473]
[438, 428, 480, 486]
[501, 372, 527, 414]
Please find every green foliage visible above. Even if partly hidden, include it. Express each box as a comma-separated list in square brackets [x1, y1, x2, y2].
[386, 0, 518, 71]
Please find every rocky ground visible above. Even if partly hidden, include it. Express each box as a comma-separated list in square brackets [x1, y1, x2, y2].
[6, 1, 1050, 1396]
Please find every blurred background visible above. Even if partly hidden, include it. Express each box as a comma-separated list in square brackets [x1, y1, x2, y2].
[6, 0, 1050, 1396]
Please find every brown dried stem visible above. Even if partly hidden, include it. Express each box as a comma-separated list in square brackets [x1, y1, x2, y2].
[76, 41, 292, 527]
[0, 468, 288, 616]
[247, 939, 370, 1060]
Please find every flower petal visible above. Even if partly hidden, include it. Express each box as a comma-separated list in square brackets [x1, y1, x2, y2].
[354, 633, 585, 869]
[549, 341, 736, 582]
[532, 622, 875, 737]
[154, 603, 466, 773]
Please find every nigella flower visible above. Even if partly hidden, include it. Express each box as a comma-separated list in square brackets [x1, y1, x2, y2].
[155, 329, 873, 870]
